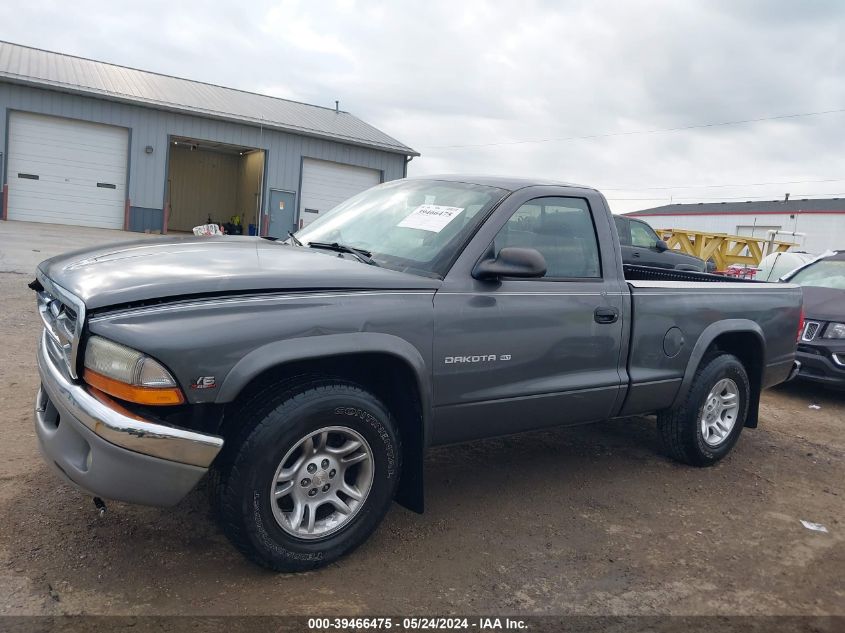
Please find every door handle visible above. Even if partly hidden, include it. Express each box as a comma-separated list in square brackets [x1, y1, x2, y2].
[632, 251, 640, 257]
[594, 307, 619, 324]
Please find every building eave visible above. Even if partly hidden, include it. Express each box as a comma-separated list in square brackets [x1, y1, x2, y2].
[0, 74, 420, 157]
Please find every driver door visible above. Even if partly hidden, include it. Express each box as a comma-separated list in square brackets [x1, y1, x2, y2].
[629, 218, 670, 268]
[431, 189, 626, 445]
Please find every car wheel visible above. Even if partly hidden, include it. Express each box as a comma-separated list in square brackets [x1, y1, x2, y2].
[657, 352, 750, 466]
[212, 381, 401, 571]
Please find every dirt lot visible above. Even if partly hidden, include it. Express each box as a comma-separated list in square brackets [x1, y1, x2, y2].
[0, 270, 842, 617]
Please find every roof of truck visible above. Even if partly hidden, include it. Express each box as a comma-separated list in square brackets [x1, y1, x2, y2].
[407, 174, 596, 192]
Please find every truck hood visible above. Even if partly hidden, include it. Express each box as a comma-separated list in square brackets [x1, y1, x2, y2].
[801, 285, 845, 323]
[38, 236, 440, 310]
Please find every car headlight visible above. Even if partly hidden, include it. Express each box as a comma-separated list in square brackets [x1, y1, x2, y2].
[823, 322, 845, 339]
[83, 336, 185, 405]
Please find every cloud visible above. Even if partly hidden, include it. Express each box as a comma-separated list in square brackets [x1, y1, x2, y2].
[1, 0, 843, 212]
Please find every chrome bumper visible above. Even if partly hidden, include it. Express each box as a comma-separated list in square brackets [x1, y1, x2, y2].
[37, 331, 223, 467]
[35, 331, 224, 506]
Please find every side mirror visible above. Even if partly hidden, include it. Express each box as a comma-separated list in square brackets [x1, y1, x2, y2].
[473, 247, 547, 280]
[655, 239, 668, 252]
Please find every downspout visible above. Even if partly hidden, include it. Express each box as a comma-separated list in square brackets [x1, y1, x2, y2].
[1, 152, 6, 220]
[404, 155, 413, 178]
[257, 117, 264, 235]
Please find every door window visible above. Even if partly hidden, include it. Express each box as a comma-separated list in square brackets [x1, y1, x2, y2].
[630, 220, 659, 248]
[493, 197, 601, 278]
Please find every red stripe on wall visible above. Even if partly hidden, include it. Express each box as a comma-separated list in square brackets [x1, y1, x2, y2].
[627, 209, 845, 217]
[123, 199, 131, 231]
[162, 202, 170, 235]
[1, 184, 7, 221]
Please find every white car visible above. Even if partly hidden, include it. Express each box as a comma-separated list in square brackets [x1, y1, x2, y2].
[757, 251, 816, 282]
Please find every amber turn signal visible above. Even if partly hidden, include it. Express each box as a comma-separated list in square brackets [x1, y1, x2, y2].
[84, 369, 185, 406]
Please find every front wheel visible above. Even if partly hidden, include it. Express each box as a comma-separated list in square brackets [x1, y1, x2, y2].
[212, 382, 401, 571]
[657, 353, 750, 466]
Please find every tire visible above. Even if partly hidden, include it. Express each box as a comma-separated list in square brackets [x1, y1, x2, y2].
[211, 381, 401, 572]
[657, 352, 750, 466]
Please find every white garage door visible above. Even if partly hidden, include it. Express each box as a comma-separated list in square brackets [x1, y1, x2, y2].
[299, 158, 381, 228]
[7, 112, 129, 229]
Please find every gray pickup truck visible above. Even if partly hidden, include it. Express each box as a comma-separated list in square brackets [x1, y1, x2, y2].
[32, 175, 803, 571]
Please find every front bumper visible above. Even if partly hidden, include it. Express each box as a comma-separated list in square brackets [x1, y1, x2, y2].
[35, 331, 224, 506]
[796, 344, 845, 388]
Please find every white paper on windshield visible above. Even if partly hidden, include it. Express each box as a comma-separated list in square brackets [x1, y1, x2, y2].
[398, 204, 465, 233]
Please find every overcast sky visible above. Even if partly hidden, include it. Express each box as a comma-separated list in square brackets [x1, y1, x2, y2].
[2, 0, 844, 212]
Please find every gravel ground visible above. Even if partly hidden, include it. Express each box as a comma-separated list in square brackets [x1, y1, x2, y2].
[0, 271, 842, 617]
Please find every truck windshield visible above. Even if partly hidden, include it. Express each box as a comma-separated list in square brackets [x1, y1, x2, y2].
[293, 179, 507, 278]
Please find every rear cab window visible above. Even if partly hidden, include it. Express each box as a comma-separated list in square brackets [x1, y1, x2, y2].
[613, 215, 631, 246]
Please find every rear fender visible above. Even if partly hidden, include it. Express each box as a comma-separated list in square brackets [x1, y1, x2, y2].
[672, 320, 765, 427]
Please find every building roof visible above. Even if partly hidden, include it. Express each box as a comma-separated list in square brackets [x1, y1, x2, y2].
[0, 41, 418, 156]
[626, 198, 845, 217]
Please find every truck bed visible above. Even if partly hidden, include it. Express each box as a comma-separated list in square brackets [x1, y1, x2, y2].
[619, 264, 802, 417]
[623, 264, 761, 283]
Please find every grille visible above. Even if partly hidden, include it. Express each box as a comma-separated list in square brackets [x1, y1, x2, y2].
[36, 273, 85, 378]
[801, 321, 822, 342]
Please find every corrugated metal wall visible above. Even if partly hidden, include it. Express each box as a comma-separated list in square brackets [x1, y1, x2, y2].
[634, 212, 845, 254]
[0, 83, 407, 231]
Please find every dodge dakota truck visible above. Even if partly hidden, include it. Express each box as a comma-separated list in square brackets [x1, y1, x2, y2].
[32, 175, 803, 571]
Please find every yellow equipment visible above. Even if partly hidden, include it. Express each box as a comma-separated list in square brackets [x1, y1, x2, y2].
[656, 228, 796, 270]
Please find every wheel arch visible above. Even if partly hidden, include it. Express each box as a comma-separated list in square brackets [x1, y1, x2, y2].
[673, 320, 765, 428]
[215, 333, 431, 513]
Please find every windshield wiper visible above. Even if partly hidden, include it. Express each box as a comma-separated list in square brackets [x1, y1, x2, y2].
[307, 241, 379, 266]
[288, 231, 303, 246]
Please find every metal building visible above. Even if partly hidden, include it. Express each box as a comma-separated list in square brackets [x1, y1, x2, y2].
[625, 198, 845, 254]
[0, 41, 417, 235]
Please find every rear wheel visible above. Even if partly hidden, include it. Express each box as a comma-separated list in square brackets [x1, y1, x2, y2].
[658, 353, 750, 466]
[212, 382, 401, 571]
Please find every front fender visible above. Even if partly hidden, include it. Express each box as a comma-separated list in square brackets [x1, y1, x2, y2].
[215, 331, 433, 441]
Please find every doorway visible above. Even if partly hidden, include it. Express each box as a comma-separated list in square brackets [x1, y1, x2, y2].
[166, 137, 265, 234]
[267, 189, 297, 238]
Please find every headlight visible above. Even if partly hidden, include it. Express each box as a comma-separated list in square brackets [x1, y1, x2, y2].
[83, 336, 185, 405]
[823, 322, 845, 339]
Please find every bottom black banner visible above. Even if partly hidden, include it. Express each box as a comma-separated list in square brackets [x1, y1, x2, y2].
[1, 616, 843, 633]
[0, 615, 845, 633]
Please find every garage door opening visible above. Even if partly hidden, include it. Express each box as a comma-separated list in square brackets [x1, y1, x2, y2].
[166, 137, 265, 234]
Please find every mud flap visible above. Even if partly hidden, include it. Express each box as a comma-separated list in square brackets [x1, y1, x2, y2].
[744, 389, 760, 428]
[395, 443, 424, 513]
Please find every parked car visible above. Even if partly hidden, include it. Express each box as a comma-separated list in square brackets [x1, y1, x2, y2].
[781, 250, 845, 389]
[613, 215, 708, 271]
[757, 251, 816, 282]
[33, 176, 802, 571]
